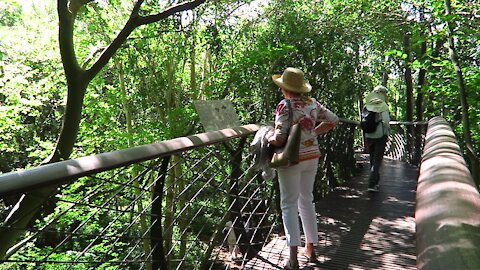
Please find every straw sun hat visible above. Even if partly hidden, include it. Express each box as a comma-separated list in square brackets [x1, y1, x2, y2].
[272, 67, 312, 93]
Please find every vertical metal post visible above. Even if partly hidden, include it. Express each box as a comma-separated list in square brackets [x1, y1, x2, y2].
[151, 156, 171, 270]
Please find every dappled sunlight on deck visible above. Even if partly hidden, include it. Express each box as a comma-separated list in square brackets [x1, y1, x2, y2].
[244, 159, 418, 270]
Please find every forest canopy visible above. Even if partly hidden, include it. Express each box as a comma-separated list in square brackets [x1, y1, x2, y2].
[0, 0, 478, 267]
[0, 0, 478, 173]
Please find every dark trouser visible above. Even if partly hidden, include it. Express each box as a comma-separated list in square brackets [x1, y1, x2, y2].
[366, 136, 387, 188]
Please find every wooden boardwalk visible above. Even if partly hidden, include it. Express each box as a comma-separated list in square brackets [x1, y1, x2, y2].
[244, 157, 418, 270]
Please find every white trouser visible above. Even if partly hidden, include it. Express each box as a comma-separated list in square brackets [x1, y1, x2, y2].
[277, 158, 319, 246]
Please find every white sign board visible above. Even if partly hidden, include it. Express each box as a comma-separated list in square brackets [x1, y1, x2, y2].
[194, 100, 241, 132]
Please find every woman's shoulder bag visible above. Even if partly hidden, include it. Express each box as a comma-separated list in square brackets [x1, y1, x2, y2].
[270, 100, 301, 168]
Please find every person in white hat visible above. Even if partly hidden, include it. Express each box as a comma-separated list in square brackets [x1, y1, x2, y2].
[268, 67, 339, 269]
[364, 85, 390, 192]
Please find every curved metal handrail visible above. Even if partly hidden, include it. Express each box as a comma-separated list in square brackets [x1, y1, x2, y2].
[416, 116, 480, 270]
[0, 124, 261, 196]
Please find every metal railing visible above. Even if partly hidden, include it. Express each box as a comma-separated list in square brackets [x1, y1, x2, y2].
[416, 117, 480, 270]
[0, 118, 424, 270]
[0, 121, 358, 270]
[386, 121, 428, 165]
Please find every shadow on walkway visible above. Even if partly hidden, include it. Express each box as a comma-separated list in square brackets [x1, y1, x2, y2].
[245, 157, 418, 270]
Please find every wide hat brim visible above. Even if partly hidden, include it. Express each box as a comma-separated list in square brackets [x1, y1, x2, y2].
[366, 102, 388, 112]
[272, 74, 312, 93]
[366, 92, 388, 112]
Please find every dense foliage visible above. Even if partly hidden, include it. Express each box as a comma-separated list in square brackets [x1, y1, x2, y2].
[0, 0, 478, 267]
[1, 0, 478, 171]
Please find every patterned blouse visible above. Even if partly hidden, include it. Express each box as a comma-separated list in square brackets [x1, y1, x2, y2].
[273, 97, 339, 161]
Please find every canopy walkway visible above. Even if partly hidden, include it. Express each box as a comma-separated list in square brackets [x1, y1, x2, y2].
[0, 117, 479, 270]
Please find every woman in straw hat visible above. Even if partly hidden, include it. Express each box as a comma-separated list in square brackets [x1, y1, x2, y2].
[268, 67, 339, 269]
[364, 86, 390, 192]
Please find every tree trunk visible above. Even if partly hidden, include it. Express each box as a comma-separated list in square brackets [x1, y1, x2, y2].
[163, 60, 175, 267]
[403, 34, 415, 162]
[163, 163, 175, 269]
[414, 40, 427, 165]
[199, 48, 211, 99]
[151, 157, 171, 270]
[425, 38, 444, 116]
[444, 0, 479, 185]
[117, 60, 152, 270]
[382, 56, 389, 87]
[351, 43, 367, 151]
[175, 156, 187, 268]
[0, 1, 90, 257]
[0, 0, 207, 260]
[414, 9, 427, 165]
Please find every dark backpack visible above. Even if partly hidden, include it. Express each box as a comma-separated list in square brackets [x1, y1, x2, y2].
[360, 108, 380, 133]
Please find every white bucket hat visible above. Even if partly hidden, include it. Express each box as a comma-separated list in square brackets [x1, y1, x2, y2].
[272, 67, 312, 93]
[366, 92, 388, 112]
[373, 85, 388, 94]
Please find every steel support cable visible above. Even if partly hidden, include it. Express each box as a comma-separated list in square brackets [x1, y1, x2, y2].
[1, 124, 271, 268]
[200, 209, 246, 269]
[64, 165, 169, 269]
[167, 205, 234, 269]
[15, 193, 164, 270]
[192, 153, 259, 201]
[43, 166, 154, 261]
[162, 150, 260, 234]
[238, 182, 268, 216]
[216, 203, 278, 268]
[166, 208, 217, 268]
[244, 199, 276, 251]
[203, 160, 262, 202]
[65, 212, 140, 268]
[160, 160, 230, 241]
[4, 160, 156, 260]
[82, 166, 171, 252]
[161, 147, 224, 207]
[236, 168, 267, 200]
[91, 163, 158, 194]
[163, 186, 236, 251]
[166, 149, 224, 203]
[156, 153, 245, 262]
[218, 194, 271, 253]
[2, 172, 120, 260]
[164, 168, 229, 233]
[223, 170, 274, 261]
[120, 211, 162, 267]
[157, 154, 187, 192]
[172, 151, 212, 181]
[7, 196, 156, 266]
[165, 203, 211, 253]
[96, 172, 175, 267]
[136, 203, 164, 267]
[2, 258, 155, 265]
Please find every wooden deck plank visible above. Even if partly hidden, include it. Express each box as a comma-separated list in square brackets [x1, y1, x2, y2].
[243, 158, 418, 270]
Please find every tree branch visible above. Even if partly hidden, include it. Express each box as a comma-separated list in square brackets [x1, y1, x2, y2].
[138, 0, 207, 26]
[86, 0, 206, 81]
[58, 0, 88, 89]
[67, 0, 93, 15]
